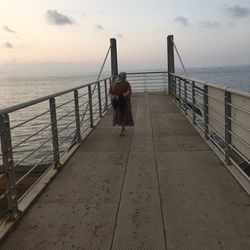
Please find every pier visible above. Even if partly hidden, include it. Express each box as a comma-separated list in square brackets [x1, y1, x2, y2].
[1, 92, 249, 249]
[0, 36, 250, 249]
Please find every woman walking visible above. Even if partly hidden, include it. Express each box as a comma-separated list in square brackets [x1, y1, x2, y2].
[109, 72, 134, 136]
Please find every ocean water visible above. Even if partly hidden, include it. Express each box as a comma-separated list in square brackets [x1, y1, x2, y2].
[0, 72, 105, 109]
[177, 65, 250, 92]
[0, 65, 249, 109]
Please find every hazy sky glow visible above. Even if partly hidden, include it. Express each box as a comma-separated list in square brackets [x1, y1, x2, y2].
[0, 0, 250, 74]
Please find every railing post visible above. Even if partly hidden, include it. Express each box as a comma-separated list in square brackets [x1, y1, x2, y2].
[144, 73, 147, 92]
[97, 81, 102, 118]
[74, 90, 81, 143]
[192, 81, 196, 124]
[225, 90, 232, 164]
[104, 79, 108, 111]
[173, 75, 177, 98]
[49, 98, 60, 168]
[163, 73, 167, 91]
[184, 80, 187, 115]
[110, 38, 118, 77]
[0, 114, 19, 219]
[167, 35, 175, 95]
[178, 78, 181, 106]
[204, 85, 209, 139]
[88, 85, 94, 128]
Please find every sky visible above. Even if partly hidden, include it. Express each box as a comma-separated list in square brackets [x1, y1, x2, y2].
[0, 0, 250, 74]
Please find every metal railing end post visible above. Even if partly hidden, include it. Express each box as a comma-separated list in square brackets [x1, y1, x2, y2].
[225, 90, 232, 164]
[0, 113, 19, 219]
[88, 85, 94, 128]
[49, 98, 60, 169]
[74, 90, 81, 144]
[204, 85, 209, 139]
[97, 82, 102, 118]
[192, 81, 196, 125]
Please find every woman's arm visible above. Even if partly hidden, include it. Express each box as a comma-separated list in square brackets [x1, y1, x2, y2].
[123, 81, 132, 97]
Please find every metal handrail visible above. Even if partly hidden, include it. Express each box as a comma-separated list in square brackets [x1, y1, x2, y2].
[126, 72, 168, 93]
[0, 74, 113, 218]
[0, 70, 172, 221]
[170, 73, 250, 183]
[0, 77, 111, 115]
[171, 73, 250, 98]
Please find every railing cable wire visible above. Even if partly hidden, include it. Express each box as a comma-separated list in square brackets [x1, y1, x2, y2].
[171, 38, 189, 77]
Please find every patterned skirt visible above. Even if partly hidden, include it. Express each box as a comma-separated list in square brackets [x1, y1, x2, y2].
[112, 104, 134, 126]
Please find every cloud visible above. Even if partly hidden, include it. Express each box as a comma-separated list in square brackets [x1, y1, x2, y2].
[199, 21, 221, 28]
[46, 10, 74, 25]
[3, 42, 14, 48]
[173, 16, 190, 26]
[116, 33, 123, 38]
[225, 4, 250, 18]
[3, 25, 17, 33]
[95, 24, 104, 30]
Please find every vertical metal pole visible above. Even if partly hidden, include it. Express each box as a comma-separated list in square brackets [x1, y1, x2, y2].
[225, 91, 232, 164]
[110, 38, 118, 77]
[104, 79, 108, 111]
[204, 85, 209, 139]
[49, 98, 60, 168]
[74, 90, 81, 143]
[178, 78, 181, 106]
[192, 81, 196, 124]
[167, 35, 175, 95]
[173, 76, 177, 98]
[97, 81, 102, 117]
[184, 80, 187, 115]
[0, 114, 19, 219]
[88, 85, 94, 128]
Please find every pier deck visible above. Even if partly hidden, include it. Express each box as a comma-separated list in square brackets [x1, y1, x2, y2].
[1, 92, 250, 249]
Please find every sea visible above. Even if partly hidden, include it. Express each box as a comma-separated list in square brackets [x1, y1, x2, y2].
[0, 64, 250, 109]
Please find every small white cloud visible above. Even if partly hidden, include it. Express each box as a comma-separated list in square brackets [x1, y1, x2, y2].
[46, 10, 74, 25]
[116, 33, 123, 38]
[3, 25, 17, 33]
[173, 16, 190, 26]
[3, 42, 14, 48]
[95, 24, 104, 30]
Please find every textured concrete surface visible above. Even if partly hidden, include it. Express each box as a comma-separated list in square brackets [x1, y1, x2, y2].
[1, 92, 250, 250]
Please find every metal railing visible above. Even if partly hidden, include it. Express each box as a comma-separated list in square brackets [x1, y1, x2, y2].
[0, 71, 168, 220]
[127, 71, 168, 92]
[0, 77, 112, 219]
[169, 73, 250, 180]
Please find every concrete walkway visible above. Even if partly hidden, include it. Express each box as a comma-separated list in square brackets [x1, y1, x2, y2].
[1, 92, 250, 250]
